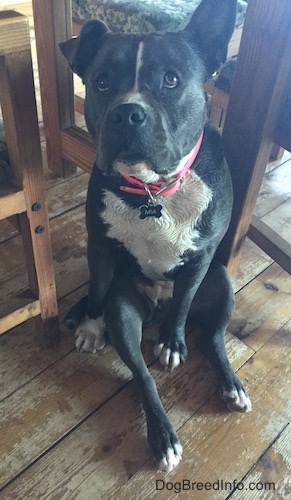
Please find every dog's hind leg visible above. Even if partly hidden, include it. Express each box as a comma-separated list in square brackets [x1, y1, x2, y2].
[191, 260, 252, 413]
[104, 276, 183, 472]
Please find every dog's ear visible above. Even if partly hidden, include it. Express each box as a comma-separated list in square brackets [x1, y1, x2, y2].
[185, 0, 237, 76]
[59, 19, 108, 79]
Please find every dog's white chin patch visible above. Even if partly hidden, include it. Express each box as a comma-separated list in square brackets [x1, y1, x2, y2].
[158, 443, 183, 472]
[113, 159, 160, 183]
[75, 315, 106, 353]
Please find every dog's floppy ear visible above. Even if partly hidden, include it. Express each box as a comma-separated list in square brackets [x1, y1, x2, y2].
[185, 0, 237, 76]
[59, 19, 108, 79]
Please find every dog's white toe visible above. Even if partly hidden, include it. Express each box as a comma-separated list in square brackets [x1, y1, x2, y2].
[222, 388, 252, 413]
[158, 443, 183, 472]
[75, 315, 106, 353]
[169, 352, 181, 370]
[159, 347, 171, 367]
[154, 343, 182, 370]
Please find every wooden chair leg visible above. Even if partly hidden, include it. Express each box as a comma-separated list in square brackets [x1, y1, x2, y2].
[18, 212, 39, 298]
[0, 11, 59, 347]
[18, 211, 59, 347]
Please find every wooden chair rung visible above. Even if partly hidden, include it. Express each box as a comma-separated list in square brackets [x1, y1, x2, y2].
[0, 300, 41, 335]
[0, 189, 26, 220]
[248, 216, 291, 275]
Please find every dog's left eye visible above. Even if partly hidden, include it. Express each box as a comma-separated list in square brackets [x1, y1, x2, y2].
[163, 71, 180, 89]
[96, 74, 109, 91]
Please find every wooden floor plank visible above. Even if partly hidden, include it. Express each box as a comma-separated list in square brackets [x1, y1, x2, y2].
[2, 323, 289, 499]
[0, 205, 88, 317]
[111, 324, 291, 500]
[0, 332, 253, 494]
[255, 160, 291, 218]
[229, 263, 291, 351]
[0, 343, 132, 489]
[45, 172, 88, 219]
[261, 198, 291, 244]
[0, 167, 88, 241]
[0, 284, 87, 400]
[230, 424, 291, 499]
[231, 237, 272, 293]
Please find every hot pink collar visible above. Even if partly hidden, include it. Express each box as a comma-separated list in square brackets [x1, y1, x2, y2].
[119, 129, 204, 198]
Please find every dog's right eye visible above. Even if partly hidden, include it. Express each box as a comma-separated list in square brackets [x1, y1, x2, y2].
[163, 71, 180, 89]
[96, 74, 109, 91]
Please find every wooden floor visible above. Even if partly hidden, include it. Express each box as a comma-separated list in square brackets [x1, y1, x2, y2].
[0, 2, 290, 499]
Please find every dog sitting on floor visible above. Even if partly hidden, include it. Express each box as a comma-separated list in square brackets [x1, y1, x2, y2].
[61, 0, 251, 472]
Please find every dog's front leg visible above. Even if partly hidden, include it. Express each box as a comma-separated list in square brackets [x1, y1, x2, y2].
[75, 237, 116, 353]
[155, 256, 211, 370]
[105, 278, 183, 472]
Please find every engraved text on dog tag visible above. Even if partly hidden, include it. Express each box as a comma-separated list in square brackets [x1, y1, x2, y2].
[139, 201, 163, 219]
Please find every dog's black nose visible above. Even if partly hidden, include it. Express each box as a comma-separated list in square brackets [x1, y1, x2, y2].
[111, 103, 147, 126]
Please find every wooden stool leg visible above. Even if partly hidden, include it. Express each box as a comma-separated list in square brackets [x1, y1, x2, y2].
[0, 12, 59, 347]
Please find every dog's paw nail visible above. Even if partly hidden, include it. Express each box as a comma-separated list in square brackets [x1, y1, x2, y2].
[174, 442, 183, 460]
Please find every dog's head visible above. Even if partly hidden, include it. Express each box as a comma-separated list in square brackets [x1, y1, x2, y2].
[60, 0, 237, 181]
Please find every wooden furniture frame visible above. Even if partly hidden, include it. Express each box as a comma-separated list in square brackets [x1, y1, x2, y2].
[219, 0, 291, 274]
[32, 0, 291, 275]
[0, 11, 59, 346]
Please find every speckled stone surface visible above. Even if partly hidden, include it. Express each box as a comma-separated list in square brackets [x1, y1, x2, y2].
[72, 0, 247, 33]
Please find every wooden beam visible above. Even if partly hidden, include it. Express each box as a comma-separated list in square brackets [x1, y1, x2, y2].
[0, 300, 41, 335]
[0, 190, 26, 220]
[61, 126, 95, 174]
[248, 216, 291, 275]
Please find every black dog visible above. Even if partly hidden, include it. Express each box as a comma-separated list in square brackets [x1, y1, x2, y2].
[61, 0, 251, 472]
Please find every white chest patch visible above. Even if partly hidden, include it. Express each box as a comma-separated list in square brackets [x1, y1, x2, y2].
[101, 172, 213, 280]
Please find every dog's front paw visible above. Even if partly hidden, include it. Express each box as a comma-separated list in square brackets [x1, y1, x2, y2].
[220, 376, 252, 413]
[154, 340, 188, 370]
[75, 315, 106, 353]
[148, 419, 183, 472]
